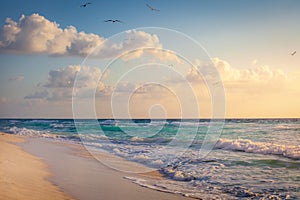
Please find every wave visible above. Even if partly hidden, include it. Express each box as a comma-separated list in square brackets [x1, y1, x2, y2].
[50, 123, 65, 128]
[216, 139, 300, 160]
[27, 119, 59, 123]
[273, 124, 300, 131]
[169, 121, 207, 126]
[99, 119, 118, 126]
[8, 127, 53, 137]
[124, 177, 198, 198]
[7, 127, 81, 141]
[123, 176, 270, 199]
[130, 136, 173, 144]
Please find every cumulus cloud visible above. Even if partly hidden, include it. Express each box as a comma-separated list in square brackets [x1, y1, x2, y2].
[44, 65, 81, 88]
[186, 66, 203, 83]
[9, 75, 24, 81]
[25, 63, 179, 102]
[187, 57, 287, 87]
[114, 81, 136, 93]
[0, 13, 178, 61]
[0, 13, 105, 56]
[24, 90, 48, 99]
[25, 65, 106, 101]
[212, 57, 287, 83]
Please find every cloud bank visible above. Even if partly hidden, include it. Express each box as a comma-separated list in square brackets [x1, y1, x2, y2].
[0, 13, 164, 59]
[25, 65, 104, 101]
[187, 57, 287, 91]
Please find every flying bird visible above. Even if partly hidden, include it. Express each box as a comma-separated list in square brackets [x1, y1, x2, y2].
[80, 2, 91, 7]
[146, 4, 160, 12]
[291, 51, 296, 56]
[104, 19, 124, 23]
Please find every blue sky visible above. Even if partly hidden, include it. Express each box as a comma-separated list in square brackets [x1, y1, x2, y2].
[0, 0, 299, 118]
[1, 0, 299, 66]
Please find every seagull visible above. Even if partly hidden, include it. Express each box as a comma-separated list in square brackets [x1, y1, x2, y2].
[80, 2, 91, 7]
[104, 19, 124, 23]
[146, 4, 160, 12]
[168, 64, 174, 67]
[291, 51, 296, 56]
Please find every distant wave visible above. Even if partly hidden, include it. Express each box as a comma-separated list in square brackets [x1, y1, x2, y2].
[216, 139, 300, 160]
[130, 136, 172, 143]
[27, 119, 59, 123]
[274, 124, 300, 131]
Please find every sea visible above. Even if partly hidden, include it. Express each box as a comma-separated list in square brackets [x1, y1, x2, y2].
[1, 118, 299, 199]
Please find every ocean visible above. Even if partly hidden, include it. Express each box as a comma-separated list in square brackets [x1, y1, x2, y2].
[1, 118, 299, 199]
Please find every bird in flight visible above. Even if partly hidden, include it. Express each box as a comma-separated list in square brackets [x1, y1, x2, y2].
[104, 19, 124, 23]
[291, 51, 296, 56]
[80, 2, 91, 7]
[146, 4, 160, 12]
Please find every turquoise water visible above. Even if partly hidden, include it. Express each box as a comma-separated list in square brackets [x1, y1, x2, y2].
[1, 119, 299, 199]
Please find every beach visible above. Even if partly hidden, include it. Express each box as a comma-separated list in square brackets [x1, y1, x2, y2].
[0, 132, 191, 200]
[0, 133, 72, 200]
[0, 119, 299, 199]
[1, 1, 299, 199]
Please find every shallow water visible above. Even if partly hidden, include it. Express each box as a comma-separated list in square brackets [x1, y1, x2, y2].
[1, 118, 299, 199]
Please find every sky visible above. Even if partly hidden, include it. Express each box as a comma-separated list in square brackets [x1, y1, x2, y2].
[0, 0, 299, 118]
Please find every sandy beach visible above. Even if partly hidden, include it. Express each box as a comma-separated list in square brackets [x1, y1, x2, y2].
[0, 133, 191, 200]
[0, 133, 73, 200]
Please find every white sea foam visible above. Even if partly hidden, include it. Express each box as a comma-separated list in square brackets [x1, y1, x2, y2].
[8, 127, 58, 139]
[216, 139, 300, 160]
[130, 136, 144, 142]
[123, 176, 233, 199]
[124, 177, 195, 198]
[170, 121, 203, 126]
[113, 148, 126, 157]
[29, 119, 57, 123]
[132, 154, 150, 162]
[50, 123, 65, 128]
[80, 134, 108, 141]
[151, 159, 164, 166]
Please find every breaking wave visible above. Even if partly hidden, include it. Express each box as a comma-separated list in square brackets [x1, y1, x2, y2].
[216, 139, 300, 160]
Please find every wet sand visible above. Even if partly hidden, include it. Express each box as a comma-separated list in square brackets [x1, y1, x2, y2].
[0, 133, 73, 200]
[1, 133, 191, 200]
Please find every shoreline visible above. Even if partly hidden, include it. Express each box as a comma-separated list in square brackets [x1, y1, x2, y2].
[1, 133, 191, 200]
[0, 133, 73, 200]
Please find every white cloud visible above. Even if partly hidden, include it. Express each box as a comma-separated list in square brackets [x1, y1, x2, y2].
[25, 65, 105, 101]
[212, 57, 287, 83]
[0, 14, 78, 54]
[0, 14, 177, 61]
[24, 90, 48, 99]
[9, 75, 24, 81]
[114, 81, 136, 93]
[44, 65, 81, 88]
[187, 57, 287, 86]
[47, 89, 73, 101]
